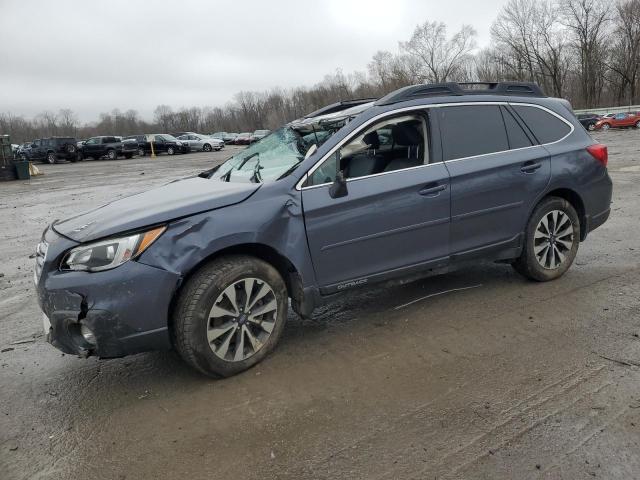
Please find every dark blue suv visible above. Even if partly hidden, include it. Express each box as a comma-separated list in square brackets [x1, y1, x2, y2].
[34, 82, 612, 377]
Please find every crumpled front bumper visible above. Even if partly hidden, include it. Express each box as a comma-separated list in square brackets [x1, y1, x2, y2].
[35, 229, 182, 358]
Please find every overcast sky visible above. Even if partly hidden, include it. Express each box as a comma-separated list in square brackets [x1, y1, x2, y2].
[0, 0, 509, 122]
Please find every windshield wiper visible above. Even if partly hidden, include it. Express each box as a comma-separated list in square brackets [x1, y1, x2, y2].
[250, 157, 263, 183]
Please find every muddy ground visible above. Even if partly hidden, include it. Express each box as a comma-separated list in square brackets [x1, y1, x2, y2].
[1, 134, 639, 480]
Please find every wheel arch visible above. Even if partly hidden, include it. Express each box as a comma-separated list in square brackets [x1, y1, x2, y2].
[540, 188, 587, 241]
[168, 243, 304, 336]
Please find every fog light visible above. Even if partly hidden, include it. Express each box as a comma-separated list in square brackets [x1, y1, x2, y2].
[80, 324, 96, 346]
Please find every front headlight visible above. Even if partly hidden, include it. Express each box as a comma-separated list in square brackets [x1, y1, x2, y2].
[61, 226, 166, 272]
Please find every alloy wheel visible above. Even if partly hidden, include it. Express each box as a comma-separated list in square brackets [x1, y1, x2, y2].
[534, 210, 574, 270]
[47, 153, 56, 164]
[207, 277, 277, 362]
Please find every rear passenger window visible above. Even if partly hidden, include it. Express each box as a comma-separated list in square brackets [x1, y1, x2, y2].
[511, 105, 571, 144]
[500, 106, 533, 149]
[439, 105, 508, 161]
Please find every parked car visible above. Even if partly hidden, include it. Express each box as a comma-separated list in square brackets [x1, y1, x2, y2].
[122, 134, 189, 156]
[78, 136, 138, 160]
[235, 132, 252, 145]
[177, 133, 224, 152]
[250, 129, 271, 143]
[22, 137, 78, 164]
[576, 113, 600, 131]
[595, 112, 640, 130]
[16, 142, 31, 158]
[223, 133, 238, 144]
[35, 81, 612, 378]
[210, 132, 227, 142]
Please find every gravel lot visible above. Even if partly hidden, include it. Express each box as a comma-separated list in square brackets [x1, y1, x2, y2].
[1, 133, 639, 480]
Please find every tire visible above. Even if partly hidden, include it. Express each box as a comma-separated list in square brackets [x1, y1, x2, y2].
[46, 152, 56, 164]
[66, 144, 76, 154]
[203, 143, 212, 152]
[76, 152, 84, 162]
[167, 146, 175, 155]
[172, 255, 288, 378]
[106, 149, 117, 160]
[138, 148, 145, 157]
[588, 123, 596, 131]
[602, 123, 610, 130]
[635, 120, 640, 129]
[512, 197, 580, 282]
[124, 153, 133, 159]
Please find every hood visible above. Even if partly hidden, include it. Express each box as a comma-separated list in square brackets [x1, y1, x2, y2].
[53, 177, 260, 242]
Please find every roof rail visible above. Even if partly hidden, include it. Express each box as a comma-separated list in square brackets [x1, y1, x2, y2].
[375, 81, 545, 106]
[304, 98, 377, 118]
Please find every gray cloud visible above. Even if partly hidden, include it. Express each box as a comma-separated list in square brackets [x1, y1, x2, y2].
[0, 0, 507, 121]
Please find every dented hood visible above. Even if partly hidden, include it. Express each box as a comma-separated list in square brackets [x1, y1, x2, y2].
[53, 177, 260, 242]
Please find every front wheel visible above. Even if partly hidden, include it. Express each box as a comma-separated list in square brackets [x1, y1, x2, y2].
[602, 123, 610, 130]
[138, 148, 145, 157]
[203, 143, 212, 152]
[635, 120, 640, 129]
[46, 152, 56, 164]
[512, 197, 580, 281]
[106, 149, 117, 160]
[588, 123, 596, 131]
[173, 256, 288, 377]
[167, 146, 175, 155]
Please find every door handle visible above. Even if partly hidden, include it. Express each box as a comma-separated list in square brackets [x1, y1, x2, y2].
[521, 161, 542, 173]
[418, 184, 447, 196]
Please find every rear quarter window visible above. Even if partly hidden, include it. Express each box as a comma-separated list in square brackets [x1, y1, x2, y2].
[438, 105, 509, 161]
[511, 105, 572, 144]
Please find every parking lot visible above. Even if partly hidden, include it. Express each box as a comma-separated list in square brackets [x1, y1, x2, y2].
[1, 132, 639, 479]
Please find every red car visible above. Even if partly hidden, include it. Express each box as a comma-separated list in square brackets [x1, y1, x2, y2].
[595, 112, 640, 130]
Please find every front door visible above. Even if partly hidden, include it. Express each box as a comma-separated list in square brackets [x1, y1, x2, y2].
[301, 111, 450, 292]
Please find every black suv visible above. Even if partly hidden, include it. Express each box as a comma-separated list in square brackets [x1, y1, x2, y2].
[78, 136, 138, 161]
[23, 137, 78, 164]
[576, 113, 600, 131]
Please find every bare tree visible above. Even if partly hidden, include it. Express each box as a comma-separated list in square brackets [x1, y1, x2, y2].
[401, 21, 477, 83]
[560, 0, 610, 107]
[606, 0, 640, 104]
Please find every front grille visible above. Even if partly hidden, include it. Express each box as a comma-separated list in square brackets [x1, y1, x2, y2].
[34, 240, 48, 284]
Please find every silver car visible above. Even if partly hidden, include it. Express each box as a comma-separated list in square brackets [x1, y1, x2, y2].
[177, 133, 224, 152]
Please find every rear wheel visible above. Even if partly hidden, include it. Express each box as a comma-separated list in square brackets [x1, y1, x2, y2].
[167, 146, 175, 155]
[635, 120, 640, 128]
[602, 123, 610, 130]
[588, 123, 596, 131]
[138, 148, 145, 157]
[203, 143, 212, 152]
[513, 197, 580, 282]
[173, 255, 288, 377]
[106, 149, 117, 160]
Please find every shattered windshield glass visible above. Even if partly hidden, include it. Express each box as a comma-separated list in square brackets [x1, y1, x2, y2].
[210, 126, 335, 183]
[208, 101, 374, 183]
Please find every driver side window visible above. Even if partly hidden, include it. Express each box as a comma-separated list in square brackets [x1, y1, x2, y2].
[308, 113, 429, 186]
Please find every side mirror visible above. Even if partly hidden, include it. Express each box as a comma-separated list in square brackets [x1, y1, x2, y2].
[329, 170, 348, 199]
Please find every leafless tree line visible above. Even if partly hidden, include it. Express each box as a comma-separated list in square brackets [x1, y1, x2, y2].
[2, 0, 639, 144]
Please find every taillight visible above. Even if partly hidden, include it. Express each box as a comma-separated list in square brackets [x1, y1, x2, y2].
[586, 143, 608, 167]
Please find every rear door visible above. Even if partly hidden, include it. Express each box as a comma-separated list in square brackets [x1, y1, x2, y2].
[437, 103, 552, 260]
[301, 110, 450, 292]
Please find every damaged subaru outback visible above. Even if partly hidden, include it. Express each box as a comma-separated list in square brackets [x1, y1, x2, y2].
[35, 82, 612, 377]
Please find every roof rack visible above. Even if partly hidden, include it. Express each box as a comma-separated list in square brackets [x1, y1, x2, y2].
[374, 81, 545, 106]
[304, 98, 377, 118]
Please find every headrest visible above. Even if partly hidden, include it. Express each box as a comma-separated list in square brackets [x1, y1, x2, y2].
[362, 131, 380, 149]
[391, 122, 422, 146]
